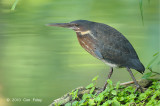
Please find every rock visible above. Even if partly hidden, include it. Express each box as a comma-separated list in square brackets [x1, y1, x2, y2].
[50, 87, 90, 106]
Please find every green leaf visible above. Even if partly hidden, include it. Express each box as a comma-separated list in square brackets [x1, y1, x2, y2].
[79, 100, 85, 104]
[119, 97, 124, 101]
[142, 72, 152, 79]
[90, 87, 95, 94]
[111, 90, 117, 95]
[153, 52, 159, 56]
[107, 100, 112, 104]
[79, 101, 88, 106]
[70, 89, 79, 100]
[74, 90, 79, 99]
[92, 75, 99, 81]
[11, 0, 19, 10]
[112, 100, 120, 106]
[65, 102, 72, 106]
[129, 94, 136, 99]
[124, 86, 135, 93]
[146, 55, 159, 69]
[102, 101, 109, 106]
[116, 81, 120, 89]
[88, 99, 95, 105]
[86, 83, 94, 89]
[107, 79, 113, 89]
[158, 100, 160, 105]
[95, 93, 104, 102]
[139, 93, 147, 101]
[139, 0, 144, 25]
[82, 93, 90, 100]
[107, 79, 112, 85]
[54, 103, 60, 106]
[72, 101, 79, 106]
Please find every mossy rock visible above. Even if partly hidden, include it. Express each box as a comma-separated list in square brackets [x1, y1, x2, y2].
[50, 79, 160, 106]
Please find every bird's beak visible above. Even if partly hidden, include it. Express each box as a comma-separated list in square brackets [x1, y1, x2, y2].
[47, 23, 75, 29]
[47, 23, 70, 27]
[46, 23, 79, 30]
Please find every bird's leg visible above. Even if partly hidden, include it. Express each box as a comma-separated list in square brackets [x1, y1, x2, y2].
[126, 67, 143, 93]
[103, 67, 113, 91]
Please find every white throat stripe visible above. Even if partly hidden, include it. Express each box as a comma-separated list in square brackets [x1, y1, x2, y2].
[76, 30, 97, 40]
[80, 30, 90, 35]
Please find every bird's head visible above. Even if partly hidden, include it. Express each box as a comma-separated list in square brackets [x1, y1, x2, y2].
[47, 20, 94, 32]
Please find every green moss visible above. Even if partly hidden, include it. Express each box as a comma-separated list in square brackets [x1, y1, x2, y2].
[68, 79, 160, 106]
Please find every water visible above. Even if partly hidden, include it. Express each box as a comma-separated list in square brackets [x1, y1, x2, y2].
[0, 0, 159, 106]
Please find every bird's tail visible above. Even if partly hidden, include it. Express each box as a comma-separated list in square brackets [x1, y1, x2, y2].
[128, 59, 145, 74]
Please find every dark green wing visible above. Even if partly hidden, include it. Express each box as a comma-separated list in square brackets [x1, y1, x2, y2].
[93, 23, 144, 72]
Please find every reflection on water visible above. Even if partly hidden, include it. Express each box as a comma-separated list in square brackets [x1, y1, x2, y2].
[0, 0, 159, 106]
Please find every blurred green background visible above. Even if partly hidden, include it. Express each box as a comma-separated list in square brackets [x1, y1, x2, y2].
[0, 0, 159, 106]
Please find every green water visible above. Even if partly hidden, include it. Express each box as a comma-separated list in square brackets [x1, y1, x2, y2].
[0, 0, 159, 106]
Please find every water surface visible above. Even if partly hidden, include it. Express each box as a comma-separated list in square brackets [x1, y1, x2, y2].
[0, 0, 159, 106]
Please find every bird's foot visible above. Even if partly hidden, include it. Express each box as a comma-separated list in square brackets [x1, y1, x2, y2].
[134, 85, 144, 93]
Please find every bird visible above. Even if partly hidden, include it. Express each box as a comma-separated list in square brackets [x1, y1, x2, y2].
[47, 20, 145, 92]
